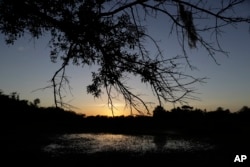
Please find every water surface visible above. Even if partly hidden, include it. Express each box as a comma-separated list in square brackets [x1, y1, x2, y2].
[43, 133, 214, 156]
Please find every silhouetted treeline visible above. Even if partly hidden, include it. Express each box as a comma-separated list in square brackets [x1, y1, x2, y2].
[0, 91, 85, 133]
[1, 91, 249, 135]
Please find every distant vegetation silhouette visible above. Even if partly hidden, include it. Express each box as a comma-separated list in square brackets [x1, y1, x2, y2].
[1, 91, 249, 136]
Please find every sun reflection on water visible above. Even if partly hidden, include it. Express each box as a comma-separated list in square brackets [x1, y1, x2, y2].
[43, 133, 214, 156]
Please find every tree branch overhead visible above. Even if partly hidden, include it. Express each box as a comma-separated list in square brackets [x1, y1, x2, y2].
[1, 0, 249, 115]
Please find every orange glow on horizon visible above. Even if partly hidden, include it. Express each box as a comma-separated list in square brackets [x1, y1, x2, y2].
[77, 103, 134, 117]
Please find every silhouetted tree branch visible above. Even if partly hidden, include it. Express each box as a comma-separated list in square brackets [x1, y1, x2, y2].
[1, 0, 249, 115]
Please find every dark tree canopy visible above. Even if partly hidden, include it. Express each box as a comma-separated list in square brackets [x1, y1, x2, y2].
[1, 0, 249, 115]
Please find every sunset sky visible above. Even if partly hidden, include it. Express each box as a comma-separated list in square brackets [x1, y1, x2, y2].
[1, 1, 250, 116]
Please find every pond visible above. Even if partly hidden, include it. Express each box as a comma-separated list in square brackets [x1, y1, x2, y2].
[42, 132, 214, 156]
